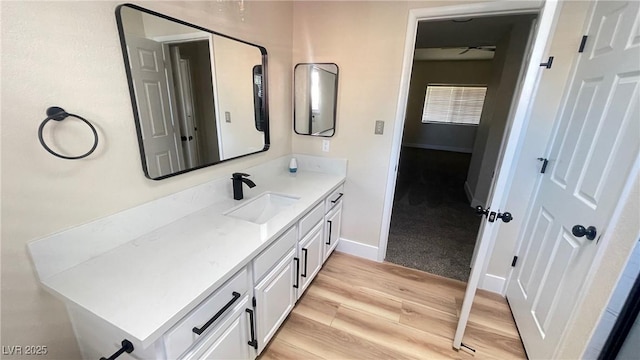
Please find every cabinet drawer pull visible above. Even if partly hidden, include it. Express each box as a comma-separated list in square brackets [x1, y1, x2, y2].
[301, 248, 308, 277]
[293, 257, 300, 288]
[246, 309, 258, 349]
[326, 220, 332, 245]
[331, 193, 344, 204]
[99, 339, 134, 360]
[192, 292, 241, 335]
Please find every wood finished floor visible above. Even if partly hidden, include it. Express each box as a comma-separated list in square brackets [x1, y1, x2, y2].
[260, 252, 526, 360]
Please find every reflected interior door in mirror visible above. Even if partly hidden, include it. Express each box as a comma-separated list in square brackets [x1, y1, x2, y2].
[116, 4, 269, 180]
[294, 63, 338, 137]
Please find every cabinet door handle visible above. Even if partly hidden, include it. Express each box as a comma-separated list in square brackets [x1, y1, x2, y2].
[293, 257, 299, 288]
[331, 193, 344, 204]
[326, 220, 332, 245]
[99, 339, 134, 360]
[301, 248, 308, 278]
[192, 291, 241, 335]
[245, 309, 258, 350]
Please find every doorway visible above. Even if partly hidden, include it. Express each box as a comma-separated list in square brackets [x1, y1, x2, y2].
[385, 14, 536, 282]
[166, 40, 221, 167]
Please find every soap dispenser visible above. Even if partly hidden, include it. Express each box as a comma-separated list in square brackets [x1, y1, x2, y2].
[289, 157, 298, 173]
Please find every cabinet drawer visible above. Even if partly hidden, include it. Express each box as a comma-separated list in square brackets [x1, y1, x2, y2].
[325, 184, 344, 213]
[298, 203, 324, 239]
[164, 267, 250, 360]
[253, 226, 297, 283]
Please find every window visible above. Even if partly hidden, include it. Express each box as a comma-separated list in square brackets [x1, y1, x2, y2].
[421, 85, 487, 125]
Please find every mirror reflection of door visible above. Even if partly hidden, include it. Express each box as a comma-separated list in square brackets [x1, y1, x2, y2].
[126, 36, 184, 178]
[310, 66, 337, 135]
[167, 40, 221, 168]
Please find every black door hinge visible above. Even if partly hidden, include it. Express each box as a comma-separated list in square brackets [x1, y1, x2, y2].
[537, 157, 549, 173]
[252, 296, 256, 308]
[540, 56, 554, 69]
[579, 35, 588, 53]
[512, 256, 518, 267]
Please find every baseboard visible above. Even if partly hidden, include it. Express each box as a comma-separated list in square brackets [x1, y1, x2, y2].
[464, 181, 485, 208]
[480, 273, 506, 295]
[336, 238, 379, 262]
[464, 181, 473, 204]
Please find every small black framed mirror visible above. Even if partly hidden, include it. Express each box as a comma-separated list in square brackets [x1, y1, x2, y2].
[294, 63, 338, 137]
[116, 3, 269, 180]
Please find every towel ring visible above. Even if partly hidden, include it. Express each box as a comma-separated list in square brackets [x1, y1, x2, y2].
[38, 106, 99, 160]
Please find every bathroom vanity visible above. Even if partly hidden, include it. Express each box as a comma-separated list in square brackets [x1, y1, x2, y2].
[28, 155, 346, 360]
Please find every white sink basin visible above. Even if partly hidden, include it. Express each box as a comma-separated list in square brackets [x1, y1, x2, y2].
[224, 192, 300, 224]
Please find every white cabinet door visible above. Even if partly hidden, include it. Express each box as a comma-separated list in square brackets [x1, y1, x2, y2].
[323, 202, 342, 262]
[181, 295, 255, 360]
[197, 312, 252, 360]
[298, 221, 323, 299]
[254, 248, 296, 354]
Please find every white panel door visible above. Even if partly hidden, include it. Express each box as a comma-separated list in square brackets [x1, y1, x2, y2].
[171, 47, 201, 169]
[506, 1, 640, 358]
[127, 36, 182, 178]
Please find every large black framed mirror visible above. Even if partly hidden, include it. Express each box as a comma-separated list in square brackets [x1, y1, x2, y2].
[116, 3, 269, 180]
[294, 63, 338, 137]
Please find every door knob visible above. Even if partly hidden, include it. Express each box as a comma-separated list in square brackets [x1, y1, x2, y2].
[475, 206, 489, 216]
[572, 225, 597, 240]
[497, 212, 513, 223]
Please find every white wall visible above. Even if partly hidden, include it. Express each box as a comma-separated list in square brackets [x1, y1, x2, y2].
[403, 60, 493, 153]
[0, 1, 292, 359]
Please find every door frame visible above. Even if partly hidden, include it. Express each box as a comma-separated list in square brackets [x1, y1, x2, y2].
[378, 0, 555, 260]
[377, 0, 562, 349]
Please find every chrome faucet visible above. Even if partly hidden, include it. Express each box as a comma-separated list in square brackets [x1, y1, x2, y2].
[231, 173, 256, 200]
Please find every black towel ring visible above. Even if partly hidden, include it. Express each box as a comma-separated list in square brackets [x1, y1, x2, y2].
[38, 106, 99, 160]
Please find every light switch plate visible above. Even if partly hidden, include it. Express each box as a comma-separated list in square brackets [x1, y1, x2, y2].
[322, 139, 330, 152]
[375, 120, 384, 135]
[225, 111, 231, 123]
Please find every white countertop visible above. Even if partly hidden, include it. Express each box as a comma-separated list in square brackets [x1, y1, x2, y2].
[40, 169, 345, 348]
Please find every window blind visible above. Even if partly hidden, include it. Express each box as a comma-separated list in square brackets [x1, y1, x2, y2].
[421, 85, 487, 125]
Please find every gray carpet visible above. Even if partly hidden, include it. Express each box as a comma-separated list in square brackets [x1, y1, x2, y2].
[385, 147, 481, 282]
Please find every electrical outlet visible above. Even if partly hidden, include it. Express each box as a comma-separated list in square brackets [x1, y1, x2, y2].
[225, 111, 231, 123]
[375, 120, 384, 135]
[322, 139, 330, 152]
